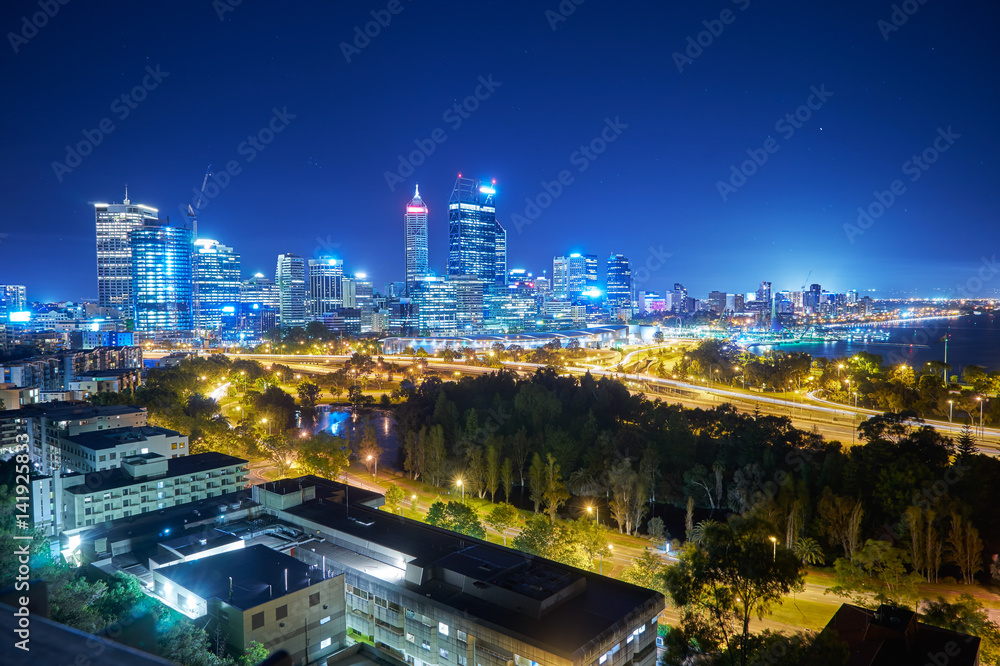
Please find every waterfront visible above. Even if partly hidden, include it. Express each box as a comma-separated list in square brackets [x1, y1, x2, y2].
[753, 314, 1000, 374]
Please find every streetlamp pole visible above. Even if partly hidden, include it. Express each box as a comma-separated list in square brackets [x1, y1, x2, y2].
[948, 400, 954, 423]
[770, 536, 777, 561]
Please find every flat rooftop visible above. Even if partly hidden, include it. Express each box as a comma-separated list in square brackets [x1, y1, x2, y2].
[282, 499, 663, 659]
[64, 451, 247, 494]
[65, 425, 181, 451]
[157, 544, 321, 610]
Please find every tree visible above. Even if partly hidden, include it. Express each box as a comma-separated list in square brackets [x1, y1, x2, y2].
[500, 457, 513, 503]
[485, 503, 520, 545]
[295, 432, 349, 480]
[817, 490, 864, 561]
[541, 453, 570, 523]
[528, 453, 545, 513]
[570, 517, 610, 570]
[955, 423, 976, 460]
[357, 423, 383, 479]
[240, 640, 270, 666]
[384, 483, 405, 514]
[621, 550, 666, 590]
[425, 501, 486, 539]
[829, 539, 923, 609]
[663, 516, 804, 666]
[946, 512, 984, 585]
[297, 380, 321, 408]
[608, 459, 645, 535]
[647, 516, 667, 550]
[792, 537, 825, 566]
[921, 595, 1000, 665]
[485, 444, 500, 502]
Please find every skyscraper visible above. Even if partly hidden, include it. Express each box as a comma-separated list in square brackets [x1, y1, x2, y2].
[553, 253, 597, 299]
[495, 220, 507, 285]
[192, 239, 241, 332]
[606, 254, 632, 315]
[448, 176, 498, 283]
[404, 185, 429, 294]
[241, 273, 280, 312]
[308, 258, 344, 317]
[0, 285, 27, 319]
[95, 194, 159, 313]
[275, 253, 306, 329]
[131, 219, 193, 331]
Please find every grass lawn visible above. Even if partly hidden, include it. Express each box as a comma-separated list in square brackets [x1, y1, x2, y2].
[765, 597, 838, 631]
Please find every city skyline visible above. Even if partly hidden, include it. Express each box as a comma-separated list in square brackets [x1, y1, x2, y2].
[3, 1, 999, 302]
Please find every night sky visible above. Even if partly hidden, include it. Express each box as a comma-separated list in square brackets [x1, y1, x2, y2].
[3, 0, 998, 303]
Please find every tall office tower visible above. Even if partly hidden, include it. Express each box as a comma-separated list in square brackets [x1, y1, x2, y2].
[672, 283, 689, 314]
[552, 256, 570, 297]
[495, 220, 507, 285]
[404, 185, 429, 294]
[275, 253, 306, 329]
[535, 274, 551, 298]
[308, 258, 344, 317]
[448, 176, 498, 282]
[0, 285, 27, 319]
[708, 291, 727, 314]
[340, 277, 356, 308]
[606, 254, 632, 308]
[241, 273, 280, 311]
[95, 194, 159, 313]
[354, 274, 374, 318]
[553, 253, 597, 299]
[192, 239, 241, 332]
[449, 275, 485, 332]
[410, 276, 457, 336]
[807, 282, 822, 311]
[131, 219, 193, 332]
[756, 281, 772, 305]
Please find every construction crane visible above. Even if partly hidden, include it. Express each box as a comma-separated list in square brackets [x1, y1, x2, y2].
[186, 164, 212, 239]
[800, 269, 812, 292]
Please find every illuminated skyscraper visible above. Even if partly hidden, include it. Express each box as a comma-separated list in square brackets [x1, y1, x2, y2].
[404, 185, 429, 294]
[192, 239, 241, 332]
[495, 220, 507, 285]
[0, 285, 27, 319]
[241, 273, 280, 312]
[553, 253, 597, 299]
[131, 219, 193, 331]
[308, 258, 344, 316]
[95, 194, 159, 313]
[606, 254, 632, 315]
[448, 176, 499, 283]
[275, 253, 306, 329]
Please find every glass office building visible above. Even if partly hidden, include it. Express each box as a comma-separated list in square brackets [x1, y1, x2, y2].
[448, 177, 501, 284]
[192, 239, 241, 332]
[95, 195, 159, 313]
[131, 220, 193, 331]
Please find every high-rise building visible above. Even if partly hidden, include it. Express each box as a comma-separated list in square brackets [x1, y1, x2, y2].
[0, 285, 27, 319]
[553, 253, 597, 299]
[756, 281, 772, 306]
[95, 195, 159, 314]
[672, 283, 689, 314]
[448, 176, 498, 283]
[404, 185, 429, 294]
[241, 273, 280, 311]
[450, 275, 485, 332]
[192, 239, 241, 332]
[131, 219, 193, 332]
[495, 220, 507, 285]
[308, 258, 344, 317]
[353, 273, 375, 331]
[708, 291, 727, 315]
[275, 253, 306, 329]
[606, 254, 632, 311]
[410, 276, 457, 336]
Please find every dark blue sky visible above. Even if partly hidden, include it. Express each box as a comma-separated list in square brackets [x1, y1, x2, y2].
[3, 0, 998, 302]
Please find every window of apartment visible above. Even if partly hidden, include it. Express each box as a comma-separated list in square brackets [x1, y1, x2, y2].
[171, 443, 177, 450]
[626, 635, 634, 644]
[457, 656, 467, 666]
[405, 609, 415, 620]
[375, 596, 387, 608]
[156, 481, 163, 489]
[123, 510, 131, 517]
[457, 630, 467, 643]
[439, 649, 449, 660]
[99, 455, 106, 462]
[84, 508, 92, 516]
[438, 622, 449, 636]
[84, 497, 92, 504]
[421, 641, 430, 651]
[104, 503, 111, 512]
[252, 612, 264, 630]
[320, 638, 331, 650]
[109, 453, 116, 460]
[321, 616, 331, 626]
[276, 605, 287, 621]
[179, 442, 184, 448]
[406, 633, 415, 643]
[310, 593, 320, 607]
[103, 492, 111, 500]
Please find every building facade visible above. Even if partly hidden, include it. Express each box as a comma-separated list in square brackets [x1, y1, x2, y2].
[448, 177, 499, 283]
[276, 253, 307, 329]
[192, 239, 242, 333]
[95, 196, 159, 313]
[405, 185, 430, 295]
[308, 259, 344, 317]
[131, 219, 194, 331]
[606, 254, 632, 317]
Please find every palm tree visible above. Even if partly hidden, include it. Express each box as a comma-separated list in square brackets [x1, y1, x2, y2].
[793, 537, 825, 565]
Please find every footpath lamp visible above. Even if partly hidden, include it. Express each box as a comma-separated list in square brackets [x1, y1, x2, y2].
[456, 478, 464, 499]
[366, 454, 377, 481]
[586, 505, 599, 525]
[769, 536, 777, 561]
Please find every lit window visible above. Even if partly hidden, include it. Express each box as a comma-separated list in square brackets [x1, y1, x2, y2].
[320, 616, 331, 625]
[457, 630, 467, 642]
[440, 649, 449, 659]
[320, 638, 331, 649]
[438, 622, 449, 636]
[406, 633, 415, 643]
[599, 656, 607, 665]
[627, 635, 634, 644]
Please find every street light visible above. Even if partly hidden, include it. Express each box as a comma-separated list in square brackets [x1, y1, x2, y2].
[366, 454, 377, 481]
[769, 536, 777, 561]
[456, 478, 464, 499]
[261, 417, 271, 435]
[977, 396, 985, 440]
[586, 505, 599, 525]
